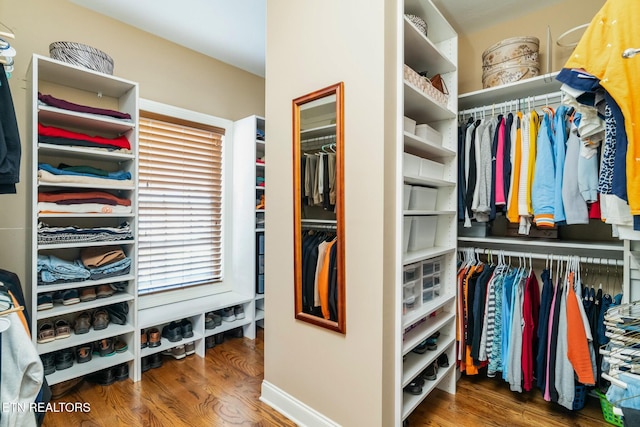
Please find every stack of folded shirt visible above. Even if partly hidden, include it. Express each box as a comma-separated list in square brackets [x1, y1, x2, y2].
[38, 190, 132, 214]
[38, 163, 132, 187]
[37, 221, 133, 245]
[37, 254, 90, 285]
[80, 246, 131, 280]
[38, 123, 131, 152]
[38, 92, 132, 121]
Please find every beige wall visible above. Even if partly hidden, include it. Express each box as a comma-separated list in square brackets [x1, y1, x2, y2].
[458, 0, 605, 94]
[0, 0, 265, 287]
[265, 0, 397, 425]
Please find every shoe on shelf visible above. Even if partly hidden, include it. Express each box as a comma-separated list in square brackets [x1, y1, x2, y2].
[114, 363, 129, 381]
[162, 345, 186, 360]
[185, 341, 196, 356]
[54, 348, 74, 371]
[141, 356, 151, 373]
[205, 335, 216, 349]
[96, 338, 115, 357]
[437, 353, 449, 368]
[92, 309, 110, 331]
[214, 333, 225, 345]
[403, 378, 423, 395]
[79, 287, 96, 302]
[74, 311, 91, 335]
[60, 289, 80, 305]
[162, 321, 183, 342]
[149, 352, 163, 369]
[75, 345, 92, 364]
[40, 353, 56, 375]
[50, 377, 84, 399]
[87, 367, 116, 386]
[421, 362, 438, 381]
[96, 284, 114, 298]
[225, 327, 243, 339]
[104, 302, 128, 325]
[256, 194, 265, 210]
[37, 293, 53, 311]
[54, 319, 72, 340]
[213, 312, 222, 327]
[147, 328, 161, 348]
[114, 338, 128, 353]
[234, 305, 245, 320]
[109, 281, 128, 292]
[37, 322, 55, 344]
[205, 312, 216, 330]
[141, 329, 148, 349]
[222, 307, 236, 322]
[180, 318, 194, 338]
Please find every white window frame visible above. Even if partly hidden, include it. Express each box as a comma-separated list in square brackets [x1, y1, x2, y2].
[137, 99, 234, 309]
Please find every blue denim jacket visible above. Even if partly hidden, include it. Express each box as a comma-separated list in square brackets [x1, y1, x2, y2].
[532, 111, 556, 226]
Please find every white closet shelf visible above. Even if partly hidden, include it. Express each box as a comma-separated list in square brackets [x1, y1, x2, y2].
[256, 162, 266, 167]
[403, 246, 456, 265]
[36, 275, 135, 294]
[458, 72, 561, 110]
[300, 124, 336, 140]
[204, 316, 254, 339]
[404, 131, 455, 159]
[37, 323, 135, 354]
[404, 174, 455, 188]
[256, 186, 265, 190]
[38, 240, 135, 250]
[402, 294, 455, 331]
[138, 291, 253, 329]
[45, 349, 134, 386]
[35, 54, 137, 98]
[255, 308, 265, 322]
[255, 294, 265, 301]
[458, 236, 624, 257]
[36, 292, 135, 321]
[38, 143, 134, 161]
[38, 105, 135, 134]
[39, 213, 136, 219]
[256, 228, 265, 233]
[402, 334, 455, 387]
[404, 82, 456, 122]
[404, 18, 456, 75]
[256, 209, 265, 213]
[402, 363, 456, 420]
[403, 210, 455, 216]
[140, 331, 203, 358]
[38, 182, 135, 190]
[404, 0, 457, 43]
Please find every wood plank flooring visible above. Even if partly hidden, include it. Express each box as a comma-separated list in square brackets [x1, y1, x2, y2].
[43, 330, 608, 426]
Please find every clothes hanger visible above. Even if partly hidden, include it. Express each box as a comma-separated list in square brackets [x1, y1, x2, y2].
[0, 21, 15, 41]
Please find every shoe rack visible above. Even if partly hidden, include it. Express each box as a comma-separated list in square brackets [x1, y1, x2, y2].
[27, 54, 139, 386]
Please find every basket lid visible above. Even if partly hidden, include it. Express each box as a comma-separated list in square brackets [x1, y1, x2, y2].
[482, 36, 540, 60]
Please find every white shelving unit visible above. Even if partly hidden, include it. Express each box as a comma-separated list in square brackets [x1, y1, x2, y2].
[397, 0, 458, 423]
[233, 115, 266, 332]
[28, 54, 139, 385]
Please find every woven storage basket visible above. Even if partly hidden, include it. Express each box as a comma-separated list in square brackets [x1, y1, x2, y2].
[405, 14, 427, 36]
[49, 41, 114, 75]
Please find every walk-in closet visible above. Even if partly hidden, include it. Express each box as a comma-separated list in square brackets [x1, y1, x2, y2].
[1, 0, 638, 426]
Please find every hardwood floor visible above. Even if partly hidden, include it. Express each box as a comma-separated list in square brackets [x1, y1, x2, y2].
[43, 329, 608, 426]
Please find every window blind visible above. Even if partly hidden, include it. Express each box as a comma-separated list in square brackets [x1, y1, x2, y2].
[138, 116, 224, 293]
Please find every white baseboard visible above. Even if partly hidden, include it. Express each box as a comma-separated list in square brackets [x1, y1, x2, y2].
[260, 380, 341, 427]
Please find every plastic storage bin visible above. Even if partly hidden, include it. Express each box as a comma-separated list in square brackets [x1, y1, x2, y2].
[404, 185, 412, 210]
[422, 257, 442, 275]
[404, 116, 417, 134]
[403, 280, 419, 300]
[404, 262, 421, 284]
[403, 295, 418, 315]
[408, 216, 437, 251]
[403, 217, 412, 253]
[415, 123, 442, 146]
[419, 158, 444, 180]
[408, 186, 438, 211]
[403, 153, 421, 177]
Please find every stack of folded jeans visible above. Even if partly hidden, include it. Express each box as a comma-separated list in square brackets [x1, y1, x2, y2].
[37, 254, 90, 285]
[38, 221, 133, 245]
[80, 246, 131, 280]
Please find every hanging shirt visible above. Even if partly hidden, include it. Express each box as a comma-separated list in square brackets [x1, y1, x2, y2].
[507, 113, 522, 223]
[495, 117, 507, 205]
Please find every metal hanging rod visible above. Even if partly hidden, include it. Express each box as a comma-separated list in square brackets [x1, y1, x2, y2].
[458, 91, 564, 118]
[301, 219, 337, 230]
[461, 247, 624, 267]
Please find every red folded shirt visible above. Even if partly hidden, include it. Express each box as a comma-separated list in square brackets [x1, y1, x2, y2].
[38, 123, 131, 150]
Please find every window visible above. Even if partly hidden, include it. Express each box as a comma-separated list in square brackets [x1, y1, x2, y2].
[138, 112, 224, 294]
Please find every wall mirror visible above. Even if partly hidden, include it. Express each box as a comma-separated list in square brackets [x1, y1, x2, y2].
[293, 82, 345, 334]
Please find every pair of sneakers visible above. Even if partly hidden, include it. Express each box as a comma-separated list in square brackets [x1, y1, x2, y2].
[221, 305, 245, 322]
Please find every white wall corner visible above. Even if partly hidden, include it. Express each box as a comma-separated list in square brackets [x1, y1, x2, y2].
[260, 381, 341, 427]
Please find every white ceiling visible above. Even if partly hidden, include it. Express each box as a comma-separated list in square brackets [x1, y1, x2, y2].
[70, 0, 566, 78]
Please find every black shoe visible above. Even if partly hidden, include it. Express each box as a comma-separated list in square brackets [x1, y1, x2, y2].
[162, 321, 183, 342]
[104, 302, 129, 325]
[421, 362, 438, 381]
[55, 348, 74, 371]
[214, 333, 225, 345]
[141, 356, 151, 373]
[404, 378, 423, 395]
[41, 353, 56, 375]
[180, 318, 194, 338]
[87, 367, 116, 386]
[76, 345, 93, 364]
[205, 335, 216, 349]
[437, 353, 449, 368]
[114, 363, 129, 381]
[225, 327, 243, 339]
[149, 352, 163, 369]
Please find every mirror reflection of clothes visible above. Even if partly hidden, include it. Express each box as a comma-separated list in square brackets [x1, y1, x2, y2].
[302, 153, 336, 211]
[301, 231, 338, 321]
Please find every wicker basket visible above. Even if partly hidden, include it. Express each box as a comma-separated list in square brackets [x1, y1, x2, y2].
[49, 41, 114, 75]
[403, 64, 448, 109]
[405, 14, 427, 37]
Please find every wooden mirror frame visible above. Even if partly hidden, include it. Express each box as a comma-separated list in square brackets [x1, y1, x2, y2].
[292, 82, 346, 334]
